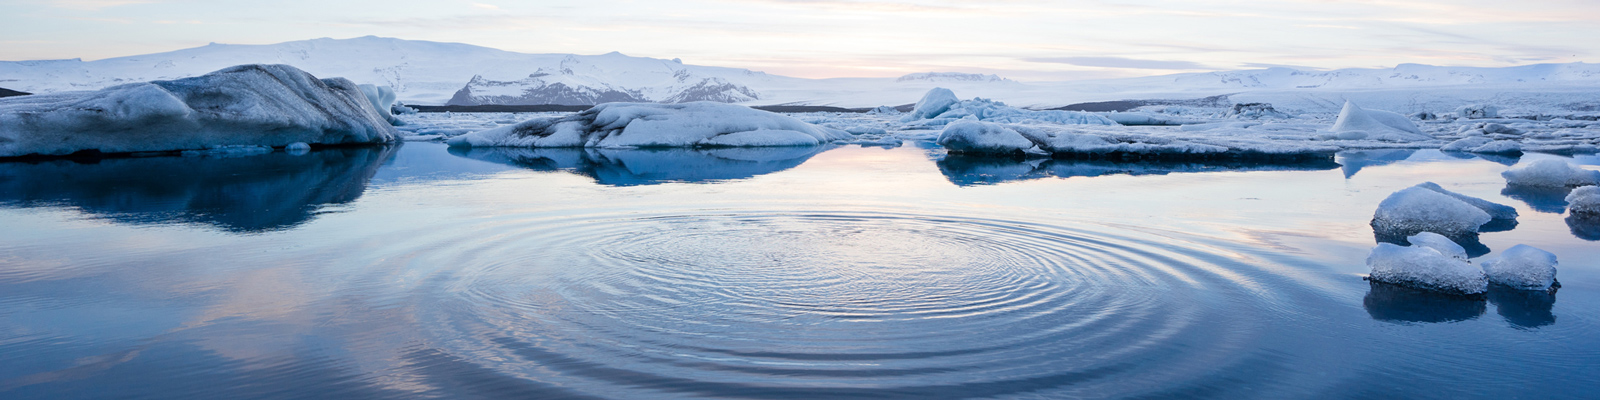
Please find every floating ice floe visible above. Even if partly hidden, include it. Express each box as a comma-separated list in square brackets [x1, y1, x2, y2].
[1501, 159, 1600, 187]
[1481, 245, 1558, 291]
[936, 120, 1340, 159]
[447, 102, 850, 148]
[1567, 185, 1600, 214]
[0, 64, 398, 158]
[1371, 183, 1515, 238]
[899, 88, 1115, 129]
[1323, 101, 1429, 142]
[1367, 240, 1488, 295]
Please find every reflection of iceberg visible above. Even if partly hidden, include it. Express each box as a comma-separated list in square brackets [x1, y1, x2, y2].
[1337, 149, 1415, 178]
[447, 145, 832, 186]
[936, 154, 1339, 186]
[1488, 285, 1557, 329]
[1363, 281, 1485, 323]
[1501, 185, 1574, 214]
[0, 146, 395, 232]
[1567, 214, 1600, 241]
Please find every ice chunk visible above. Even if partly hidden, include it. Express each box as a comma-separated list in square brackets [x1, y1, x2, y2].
[1456, 104, 1499, 119]
[908, 88, 959, 120]
[1414, 182, 1519, 220]
[1481, 245, 1558, 290]
[1406, 232, 1467, 260]
[1367, 242, 1487, 295]
[1371, 186, 1493, 238]
[285, 142, 311, 155]
[0, 64, 398, 158]
[1329, 101, 1429, 141]
[1566, 185, 1600, 214]
[447, 102, 849, 148]
[1469, 140, 1522, 154]
[936, 120, 1044, 155]
[1226, 103, 1291, 119]
[899, 88, 1115, 127]
[1440, 137, 1493, 152]
[358, 84, 400, 125]
[1501, 159, 1600, 187]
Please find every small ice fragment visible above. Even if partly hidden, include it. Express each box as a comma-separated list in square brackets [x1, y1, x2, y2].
[1481, 245, 1558, 290]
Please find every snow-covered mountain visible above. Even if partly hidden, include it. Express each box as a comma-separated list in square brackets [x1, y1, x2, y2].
[5, 36, 1600, 113]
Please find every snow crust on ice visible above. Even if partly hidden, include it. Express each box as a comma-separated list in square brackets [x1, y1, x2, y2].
[446, 102, 849, 148]
[0, 64, 398, 158]
[1328, 101, 1429, 142]
[1371, 185, 1494, 238]
[1406, 232, 1468, 261]
[1501, 159, 1600, 187]
[1566, 185, 1600, 214]
[1481, 244, 1558, 290]
[1367, 242, 1488, 295]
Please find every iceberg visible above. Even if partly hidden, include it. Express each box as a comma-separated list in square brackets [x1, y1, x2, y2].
[358, 83, 400, 125]
[1567, 185, 1600, 214]
[446, 102, 849, 148]
[1367, 242, 1488, 295]
[0, 64, 398, 158]
[1328, 101, 1429, 142]
[936, 120, 1338, 160]
[1501, 159, 1600, 187]
[1371, 185, 1496, 238]
[899, 88, 1116, 127]
[1481, 245, 1559, 291]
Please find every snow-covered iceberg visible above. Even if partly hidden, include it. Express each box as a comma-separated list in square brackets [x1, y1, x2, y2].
[1501, 159, 1600, 187]
[1371, 183, 1514, 239]
[0, 64, 399, 158]
[1326, 101, 1429, 142]
[1481, 245, 1559, 291]
[899, 88, 1116, 128]
[446, 102, 849, 148]
[1567, 185, 1600, 214]
[1367, 241, 1488, 295]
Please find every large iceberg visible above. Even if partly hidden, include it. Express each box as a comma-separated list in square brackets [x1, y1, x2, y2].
[900, 88, 1115, 128]
[1481, 245, 1559, 291]
[1327, 101, 1429, 142]
[1501, 159, 1600, 187]
[1367, 241, 1488, 295]
[0, 64, 398, 158]
[446, 102, 849, 148]
[1371, 184, 1502, 238]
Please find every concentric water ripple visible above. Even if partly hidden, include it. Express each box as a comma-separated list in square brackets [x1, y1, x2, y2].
[404, 210, 1299, 398]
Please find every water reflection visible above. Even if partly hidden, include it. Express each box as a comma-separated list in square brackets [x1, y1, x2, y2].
[1363, 281, 1486, 323]
[936, 154, 1340, 186]
[1338, 149, 1416, 178]
[1501, 185, 1574, 214]
[1441, 151, 1521, 166]
[1487, 285, 1558, 329]
[0, 146, 395, 233]
[448, 146, 833, 186]
[1567, 214, 1600, 241]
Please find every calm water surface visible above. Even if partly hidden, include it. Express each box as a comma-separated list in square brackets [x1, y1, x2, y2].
[1, 143, 1597, 399]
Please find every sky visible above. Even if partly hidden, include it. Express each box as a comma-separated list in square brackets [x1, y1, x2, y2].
[3, 0, 1599, 80]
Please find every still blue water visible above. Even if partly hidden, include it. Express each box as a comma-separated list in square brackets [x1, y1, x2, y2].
[1, 143, 1597, 399]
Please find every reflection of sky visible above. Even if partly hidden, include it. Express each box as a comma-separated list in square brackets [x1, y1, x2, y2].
[2, 143, 1598, 396]
[3, 1, 1599, 80]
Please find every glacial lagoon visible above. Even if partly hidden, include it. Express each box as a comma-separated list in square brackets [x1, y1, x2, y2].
[2, 143, 1597, 398]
